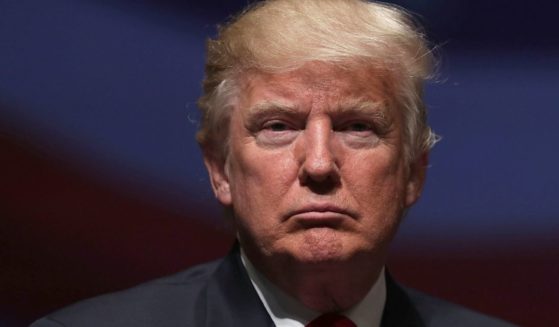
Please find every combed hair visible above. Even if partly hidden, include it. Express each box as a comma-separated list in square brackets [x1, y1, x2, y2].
[197, 0, 439, 163]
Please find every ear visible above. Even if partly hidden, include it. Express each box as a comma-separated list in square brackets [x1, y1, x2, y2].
[404, 151, 428, 207]
[203, 153, 232, 206]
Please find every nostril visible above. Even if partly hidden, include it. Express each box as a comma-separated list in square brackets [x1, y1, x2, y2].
[299, 172, 340, 195]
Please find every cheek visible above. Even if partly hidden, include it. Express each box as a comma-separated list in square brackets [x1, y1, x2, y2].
[227, 147, 297, 214]
[346, 152, 408, 213]
[345, 147, 402, 181]
[347, 163, 406, 248]
[227, 149, 298, 251]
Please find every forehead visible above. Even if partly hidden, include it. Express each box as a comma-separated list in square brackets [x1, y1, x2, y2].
[237, 62, 395, 111]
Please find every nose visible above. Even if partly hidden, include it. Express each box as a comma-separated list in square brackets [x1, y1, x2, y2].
[297, 118, 340, 186]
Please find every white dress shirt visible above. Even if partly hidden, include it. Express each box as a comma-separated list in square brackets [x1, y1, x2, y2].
[240, 249, 386, 327]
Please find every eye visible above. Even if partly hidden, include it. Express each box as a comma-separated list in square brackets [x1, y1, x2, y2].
[338, 121, 375, 136]
[346, 122, 373, 133]
[264, 121, 291, 132]
[335, 120, 381, 148]
[256, 120, 299, 146]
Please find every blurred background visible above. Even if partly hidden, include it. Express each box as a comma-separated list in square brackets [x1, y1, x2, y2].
[1, 0, 558, 326]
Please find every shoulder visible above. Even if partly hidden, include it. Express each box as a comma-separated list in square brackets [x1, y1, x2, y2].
[404, 287, 517, 327]
[30, 259, 222, 327]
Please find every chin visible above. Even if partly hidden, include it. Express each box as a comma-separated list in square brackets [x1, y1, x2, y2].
[285, 228, 360, 264]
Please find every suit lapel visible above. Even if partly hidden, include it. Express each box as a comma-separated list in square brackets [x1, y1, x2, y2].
[381, 272, 425, 327]
[204, 243, 275, 327]
[202, 246, 424, 327]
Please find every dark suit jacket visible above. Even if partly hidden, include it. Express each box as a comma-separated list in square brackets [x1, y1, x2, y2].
[31, 245, 515, 327]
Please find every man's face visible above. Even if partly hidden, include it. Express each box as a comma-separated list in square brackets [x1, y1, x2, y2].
[205, 62, 425, 267]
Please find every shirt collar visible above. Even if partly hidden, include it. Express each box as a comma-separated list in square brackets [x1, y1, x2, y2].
[240, 248, 386, 327]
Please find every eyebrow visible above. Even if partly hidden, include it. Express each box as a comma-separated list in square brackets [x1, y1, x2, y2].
[244, 101, 303, 125]
[247, 99, 386, 115]
[248, 101, 299, 115]
[334, 99, 393, 127]
[245, 99, 393, 130]
[335, 99, 387, 115]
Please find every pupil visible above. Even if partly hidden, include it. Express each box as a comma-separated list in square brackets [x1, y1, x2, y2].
[271, 123, 287, 131]
[352, 123, 368, 131]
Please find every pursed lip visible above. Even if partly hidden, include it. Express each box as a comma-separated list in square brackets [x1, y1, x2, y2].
[285, 203, 357, 226]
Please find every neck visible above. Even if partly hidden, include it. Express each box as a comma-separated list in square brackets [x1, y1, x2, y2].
[242, 246, 385, 312]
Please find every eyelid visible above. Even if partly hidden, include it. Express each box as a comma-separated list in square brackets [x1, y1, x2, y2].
[246, 106, 305, 131]
[258, 113, 307, 133]
[262, 119, 294, 129]
[254, 119, 300, 147]
[339, 120, 373, 128]
[335, 119, 375, 132]
[340, 112, 392, 133]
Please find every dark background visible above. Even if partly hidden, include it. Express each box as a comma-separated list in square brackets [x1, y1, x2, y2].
[1, 0, 558, 326]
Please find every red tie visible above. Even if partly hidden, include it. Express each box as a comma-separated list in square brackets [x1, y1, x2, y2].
[305, 313, 357, 327]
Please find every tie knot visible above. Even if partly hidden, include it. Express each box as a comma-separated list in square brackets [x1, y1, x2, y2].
[305, 313, 357, 327]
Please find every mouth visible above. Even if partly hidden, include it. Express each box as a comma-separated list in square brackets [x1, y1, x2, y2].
[286, 204, 355, 228]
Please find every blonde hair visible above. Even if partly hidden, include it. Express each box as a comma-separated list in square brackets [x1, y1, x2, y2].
[197, 0, 438, 162]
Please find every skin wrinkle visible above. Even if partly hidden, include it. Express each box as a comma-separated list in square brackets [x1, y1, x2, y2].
[245, 100, 393, 139]
[205, 61, 426, 312]
[194, 0, 437, 316]
[198, 0, 438, 167]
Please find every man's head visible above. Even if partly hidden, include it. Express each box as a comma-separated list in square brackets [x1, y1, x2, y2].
[197, 0, 437, 309]
[197, 0, 437, 164]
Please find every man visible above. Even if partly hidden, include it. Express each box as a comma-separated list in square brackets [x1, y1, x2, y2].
[32, 0, 515, 326]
